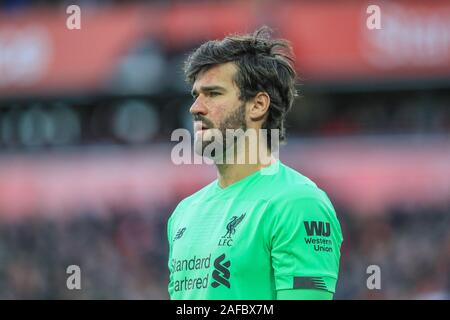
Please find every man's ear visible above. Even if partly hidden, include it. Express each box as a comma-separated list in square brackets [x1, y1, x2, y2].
[248, 92, 270, 122]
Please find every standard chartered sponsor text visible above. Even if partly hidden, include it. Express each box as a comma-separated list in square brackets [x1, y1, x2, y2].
[172, 254, 211, 292]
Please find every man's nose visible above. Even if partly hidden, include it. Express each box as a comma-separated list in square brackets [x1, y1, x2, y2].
[189, 96, 208, 116]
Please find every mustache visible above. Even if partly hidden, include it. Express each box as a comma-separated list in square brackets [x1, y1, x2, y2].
[193, 115, 214, 128]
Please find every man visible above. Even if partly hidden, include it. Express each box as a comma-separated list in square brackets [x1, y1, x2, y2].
[167, 27, 343, 300]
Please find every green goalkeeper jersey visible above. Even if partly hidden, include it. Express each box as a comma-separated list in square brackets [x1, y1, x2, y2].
[167, 160, 343, 300]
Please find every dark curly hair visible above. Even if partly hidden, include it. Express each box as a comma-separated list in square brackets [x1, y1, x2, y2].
[184, 26, 298, 147]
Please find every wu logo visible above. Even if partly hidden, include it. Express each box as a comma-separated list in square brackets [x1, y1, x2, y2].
[218, 213, 245, 247]
[304, 221, 331, 237]
[173, 227, 186, 241]
[211, 254, 231, 288]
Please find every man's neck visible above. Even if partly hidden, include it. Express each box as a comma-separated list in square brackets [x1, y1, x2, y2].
[216, 153, 276, 189]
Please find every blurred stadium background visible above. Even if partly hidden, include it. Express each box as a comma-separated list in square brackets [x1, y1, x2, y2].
[0, 0, 449, 299]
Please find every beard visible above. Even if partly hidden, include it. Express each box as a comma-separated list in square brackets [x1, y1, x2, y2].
[194, 101, 247, 161]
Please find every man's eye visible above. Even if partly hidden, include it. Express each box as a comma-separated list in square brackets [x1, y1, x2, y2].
[209, 92, 220, 97]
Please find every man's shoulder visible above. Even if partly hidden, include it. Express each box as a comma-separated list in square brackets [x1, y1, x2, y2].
[271, 162, 329, 202]
[265, 163, 340, 229]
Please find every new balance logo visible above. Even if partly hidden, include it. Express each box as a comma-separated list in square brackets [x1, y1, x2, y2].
[211, 254, 231, 289]
[304, 221, 330, 237]
[173, 227, 186, 241]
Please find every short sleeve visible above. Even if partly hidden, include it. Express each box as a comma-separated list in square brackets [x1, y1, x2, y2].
[267, 191, 343, 293]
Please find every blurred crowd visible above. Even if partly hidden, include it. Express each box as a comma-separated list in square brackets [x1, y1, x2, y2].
[0, 204, 170, 299]
[0, 198, 448, 299]
[336, 206, 450, 299]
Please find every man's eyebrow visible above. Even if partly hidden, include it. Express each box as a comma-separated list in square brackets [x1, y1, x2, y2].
[191, 85, 226, 96]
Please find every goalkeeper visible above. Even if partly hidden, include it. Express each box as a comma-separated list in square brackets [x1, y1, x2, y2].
[167, 27, 343, 300]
